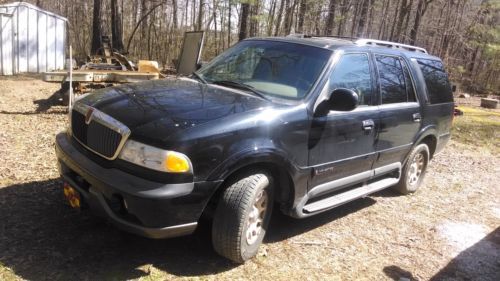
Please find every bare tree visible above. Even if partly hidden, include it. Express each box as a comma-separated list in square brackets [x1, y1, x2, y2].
[26, 0, 498, 95]
[356, 0, 369, 37]
[409, 0, 434, 45]
[90, 0, 102, 55]
[239, 2, 250, 41]
[325, 0, 337, 35]
[198, 0, 204, 30]
[111, 0, 124, 52]
[297, 0, 307, 33]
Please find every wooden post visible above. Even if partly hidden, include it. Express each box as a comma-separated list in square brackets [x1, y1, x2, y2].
[69, 46, 73, 109]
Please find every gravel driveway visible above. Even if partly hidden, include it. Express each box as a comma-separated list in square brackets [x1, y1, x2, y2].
[1, 76, 499, 280]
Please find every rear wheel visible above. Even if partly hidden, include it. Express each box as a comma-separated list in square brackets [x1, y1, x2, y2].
[212, 172, 273, 263]
[393, 143, 429, 195]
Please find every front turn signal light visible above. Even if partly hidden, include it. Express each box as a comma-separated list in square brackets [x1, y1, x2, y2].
[165, 151, 191, 173]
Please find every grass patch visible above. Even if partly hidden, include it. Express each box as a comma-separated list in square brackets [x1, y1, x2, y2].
[0, 263, 18, 281]
[453, 106, 500, 153]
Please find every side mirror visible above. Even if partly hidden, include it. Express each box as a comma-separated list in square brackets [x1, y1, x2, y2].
[328, 88, 359, 111]
[452, 85, 457, 93]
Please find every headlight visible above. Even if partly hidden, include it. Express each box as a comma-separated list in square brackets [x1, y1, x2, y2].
[118, 139, 192, 173]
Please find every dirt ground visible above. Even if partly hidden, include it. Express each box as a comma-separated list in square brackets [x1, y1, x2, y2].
[0, 76, 499, 281]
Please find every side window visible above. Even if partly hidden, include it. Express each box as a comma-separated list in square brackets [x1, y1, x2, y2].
[375, 55, 407, 104]
[329, 53, 373, 106]
[416, 59, 453, 104]
[401, 60, 417, 102]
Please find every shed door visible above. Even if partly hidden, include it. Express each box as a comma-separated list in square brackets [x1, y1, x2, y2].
[1, 14, 13, 75]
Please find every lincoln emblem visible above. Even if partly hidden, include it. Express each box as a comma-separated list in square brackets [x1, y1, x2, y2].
[85, 107, 95, 124]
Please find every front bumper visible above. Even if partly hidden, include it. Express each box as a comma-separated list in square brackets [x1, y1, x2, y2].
[55, 132, 222, 239]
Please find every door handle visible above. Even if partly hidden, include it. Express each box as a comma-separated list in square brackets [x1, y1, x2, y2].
[362, 119, 375, 131]
[413, 113, 422, 122]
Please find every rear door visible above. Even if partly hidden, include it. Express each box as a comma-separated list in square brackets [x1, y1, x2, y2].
[373, 54, 422, 169]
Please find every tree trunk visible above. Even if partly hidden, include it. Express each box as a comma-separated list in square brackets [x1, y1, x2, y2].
[111, 0, 124, 52]
[172, 0, 178, 29]
[356, 0, 369, 37]
[213, 0, 218, 53]
[91, 0, 102, 55]
[382, 0, 392, 40]
[297, 0, 307, 33]
[140, 0, 148, 39]
[267, 0, 277, 36]
[394, 0, 409, 41]
[197, 0, 204, 30]
[283, 0, 293, 35]
[228, 1, 232, 45]
[325, 0, 337, 36]
[410, 0, 433, 45]
[249, 1, 260, 37]
[350, 1, 360, 37]
[336, 0, 351, 36]
[401, 0, 413, 43]
[389, 0, 401, 40]
[274, 0, 285, 36]
[239, 3, 250, 41]
[366, 0, 375, 37]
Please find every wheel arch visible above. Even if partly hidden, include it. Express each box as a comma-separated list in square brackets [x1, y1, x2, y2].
[413, 126, 438, 159]
[203, 152, 297, 217]
[419, 135, 437, 159]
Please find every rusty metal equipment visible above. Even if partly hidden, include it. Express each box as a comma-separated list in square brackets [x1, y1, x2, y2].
[43, 31, 204, 105]
[43, 35, 160, 105]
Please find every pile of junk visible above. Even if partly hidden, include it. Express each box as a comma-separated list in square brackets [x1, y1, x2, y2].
[42, 32, 205, 106]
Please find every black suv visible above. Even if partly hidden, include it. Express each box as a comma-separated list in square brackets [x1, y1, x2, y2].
[55, 37, 454, 263]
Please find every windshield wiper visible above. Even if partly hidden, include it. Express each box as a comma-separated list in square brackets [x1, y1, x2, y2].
[191, 72, 207, 84]
[212, 80, 270, 101]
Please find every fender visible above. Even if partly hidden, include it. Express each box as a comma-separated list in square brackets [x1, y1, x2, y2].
[206, 146, 301, 182]
[405, 125, 438, 164]
[206, 145, 311, 211]
[413, 124, 438, 145]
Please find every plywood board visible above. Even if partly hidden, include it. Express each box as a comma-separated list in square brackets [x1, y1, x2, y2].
[177, 31, 204, 76]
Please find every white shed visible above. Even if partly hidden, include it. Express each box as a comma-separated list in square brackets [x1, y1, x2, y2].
[0, 2, 67, 75]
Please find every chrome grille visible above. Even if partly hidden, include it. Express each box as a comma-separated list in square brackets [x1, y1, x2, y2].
[71, 103, 130, 160]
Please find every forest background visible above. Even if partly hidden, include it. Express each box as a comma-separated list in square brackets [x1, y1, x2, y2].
[2, 0, 499, 95]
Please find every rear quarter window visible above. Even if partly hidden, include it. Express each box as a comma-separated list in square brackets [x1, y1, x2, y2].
[416, 59, 453, 104]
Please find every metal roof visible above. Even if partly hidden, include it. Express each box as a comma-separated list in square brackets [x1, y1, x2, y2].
[0, 2, 67, 21]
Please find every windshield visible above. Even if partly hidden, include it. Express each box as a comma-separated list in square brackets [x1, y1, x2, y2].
[197, 40, 331, 100]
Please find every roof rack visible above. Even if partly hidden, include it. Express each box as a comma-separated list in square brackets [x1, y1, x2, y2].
[286, 34, 429, 54]
[355, 39, 428, 54]
[287, 33, 358, 41]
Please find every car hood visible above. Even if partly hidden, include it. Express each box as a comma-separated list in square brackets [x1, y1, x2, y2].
[77, 78, 270, 144]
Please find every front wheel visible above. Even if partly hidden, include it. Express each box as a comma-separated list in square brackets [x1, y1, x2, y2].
[212, 172, 274, 263]
[393, 143, 430, 195]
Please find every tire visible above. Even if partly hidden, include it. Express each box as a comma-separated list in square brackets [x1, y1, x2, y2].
[212, 172, 274, 263]
[393, 143, 430, 195]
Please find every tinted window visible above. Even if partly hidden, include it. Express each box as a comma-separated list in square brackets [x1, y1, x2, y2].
[329, 54, 373, 106]
[402, 60, 417, 102]
[416, 59, 453, 104]
[375, 55, 407, 104]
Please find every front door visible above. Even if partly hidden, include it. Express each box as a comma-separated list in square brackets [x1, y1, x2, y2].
[308, 53, 378, 190]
